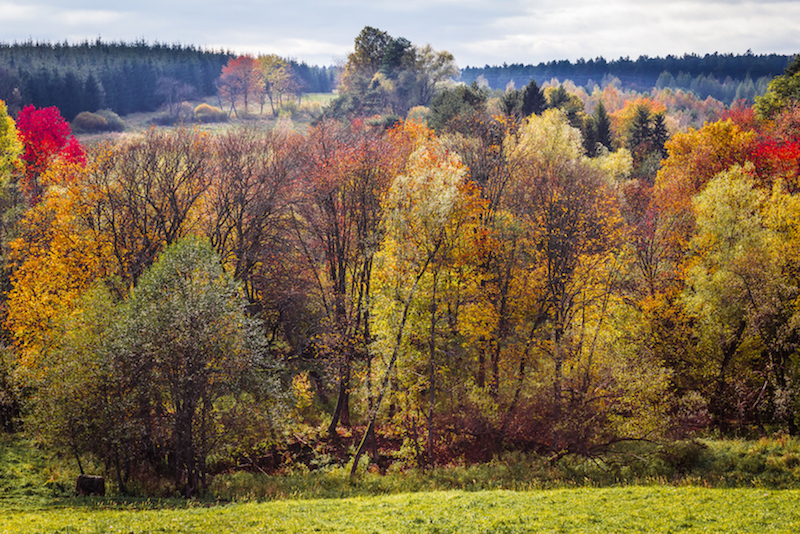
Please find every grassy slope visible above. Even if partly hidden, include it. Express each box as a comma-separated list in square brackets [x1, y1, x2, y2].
[74, 92, 338, 145]
[1, 487, 798, 533]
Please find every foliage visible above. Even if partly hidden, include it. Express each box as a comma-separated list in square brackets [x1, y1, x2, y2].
[193, 103, 229, 123]
[71, 112, 109, 134]
[217, 56, 263, 117]
[755, 55, 800, 118]
[0, 98, 21, 181]
[15, 105, 85, 203]
[330, 26, 458, 119]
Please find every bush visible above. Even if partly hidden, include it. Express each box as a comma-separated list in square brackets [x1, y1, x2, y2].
[194, 103, 228, 123]
[95, 109, 126, 132]
[149, 113, 178, 126]
[71, 111, 108, 133]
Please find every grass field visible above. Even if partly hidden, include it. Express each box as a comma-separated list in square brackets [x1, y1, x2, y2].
[1, 486, 798, 533]
[5, 434, 800, 532]
[74, 92, 338, 145]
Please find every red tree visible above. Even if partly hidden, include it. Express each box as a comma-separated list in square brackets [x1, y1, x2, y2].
[217, 56, 263, 117]
[15, 105, 85, 203]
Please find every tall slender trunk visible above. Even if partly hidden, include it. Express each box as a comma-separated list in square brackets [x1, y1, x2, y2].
[427, 271, 438, 467]
[351, 251, 436, 477]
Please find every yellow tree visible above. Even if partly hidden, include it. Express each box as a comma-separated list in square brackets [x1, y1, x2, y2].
[0, 98, 21, 181]
[353, 129, 483, 473]
[497, 109, 667, 454]
[6, 159, 113, 369]
[257, 54, 292, 114]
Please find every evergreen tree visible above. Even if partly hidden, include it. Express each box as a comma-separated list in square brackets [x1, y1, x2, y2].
[594, 99, 612, 149]
[520, 79, 546, 116]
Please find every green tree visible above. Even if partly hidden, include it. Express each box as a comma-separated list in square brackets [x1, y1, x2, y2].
[755, 55, 800, 119]
[113, 237, 283, 496]
[594, 99, 612, 150]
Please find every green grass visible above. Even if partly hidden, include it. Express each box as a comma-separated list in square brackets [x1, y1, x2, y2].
[5, 434, 800, 531]
[0, 487, 798, 533]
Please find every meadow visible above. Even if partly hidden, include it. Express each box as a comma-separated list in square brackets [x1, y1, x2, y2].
[1, 487, 798, 533]
[4, 434, 800, 532]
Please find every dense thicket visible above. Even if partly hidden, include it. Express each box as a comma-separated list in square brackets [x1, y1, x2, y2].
[0, 40, 337, 120]
[462, 53, 791, 104]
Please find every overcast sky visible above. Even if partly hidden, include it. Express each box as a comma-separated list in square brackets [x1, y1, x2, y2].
[1, 0, 798, 67]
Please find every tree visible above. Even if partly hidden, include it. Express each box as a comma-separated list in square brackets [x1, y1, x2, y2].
[653, 118, 756, 254]
[428, 82, 488, 134]
[295, 120, 412, 436]
[353, 128, 483, 473]
[86, 127, 213, 286]
[755, 55, 800, 119]
[681, 165, 799, 431]
[6, 159, 112, 367]
[501, 79, 546, 121]
[0, 99, 21, 181]
[413, 45, 459, 106]
[15, 105, 85, 203]
[217, 56, 263, 117]
[501, 109, 664, 454]
[341, 27, 393, 92]
[204, 125, 302, 305]
[257, 55, 292, 114]
[115, 237, 282, 496]
[594, 99, 612, 150]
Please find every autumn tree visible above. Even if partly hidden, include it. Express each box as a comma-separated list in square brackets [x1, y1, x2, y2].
[682, 165, 800, 431]
[85, 127, 213, 286]
[204, 125, 305, 342]
[498, 109, 667, 454]
[0, 99, 21, 181]
[295, 119, 412, 436]
[334, 26, 458, 118]
[217, 56, 264, 117]
[257, 54, 292, 114]
[113, 237, 283, 495]
[755, 54, 800, 119]
[15, 105, 85, 203]
[6, 158, 112, 368]
[354, 127, 483, 472]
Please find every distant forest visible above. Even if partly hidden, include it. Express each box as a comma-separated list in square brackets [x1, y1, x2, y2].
[0, 40, 338, 120]
[462, 53, 793, 104]
[0, 41, 794, 120]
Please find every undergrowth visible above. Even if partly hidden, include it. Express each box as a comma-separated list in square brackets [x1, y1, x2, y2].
[4, 432, 800, 507]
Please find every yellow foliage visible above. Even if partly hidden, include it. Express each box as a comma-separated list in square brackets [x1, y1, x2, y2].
[6, 162, 113, 367]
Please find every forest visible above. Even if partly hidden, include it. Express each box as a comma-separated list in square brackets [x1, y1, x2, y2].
[461, 52, 789, 104]
[1, 26, 800, 499]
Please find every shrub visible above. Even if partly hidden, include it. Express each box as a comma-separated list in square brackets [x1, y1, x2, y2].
[178, 102, 194, 123]
[149, 113, 177, 126]
[95, 109, 126, 132]
[71, 111, 108, 133]
[194, 103, 229, 123]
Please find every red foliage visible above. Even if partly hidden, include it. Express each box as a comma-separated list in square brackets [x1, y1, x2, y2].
[15, 105, 85, 203]
[719, 101, 761, 132]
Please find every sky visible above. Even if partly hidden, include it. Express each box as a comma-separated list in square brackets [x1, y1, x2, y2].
[1, 0, 799, 67]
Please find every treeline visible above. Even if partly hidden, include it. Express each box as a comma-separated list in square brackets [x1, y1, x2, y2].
[462, 52, 791, 104]
[0, 40, 338, 119]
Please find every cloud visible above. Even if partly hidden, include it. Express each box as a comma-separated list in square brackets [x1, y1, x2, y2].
[1, 0, 798, 66]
